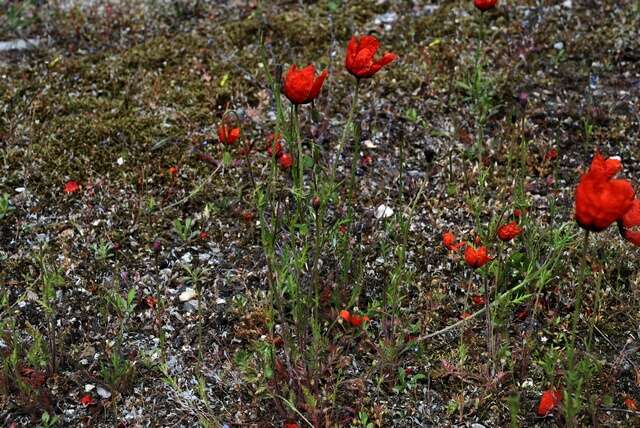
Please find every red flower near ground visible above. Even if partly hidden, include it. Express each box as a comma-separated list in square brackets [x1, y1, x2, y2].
[624, 397, 638, 411]
[168, 166, 178, 176]
[575, 153, 635, 232]
[545, 148, 558, 161]
[283, 423, 299, 428]
[537, 389, 562, 416]
[442, 231, 466, 251]
[199, 231, 209, 240]
[471, 295, 486, 306]
[266, 133, 284, 158]
[464, 245, 491, 269]
[497, 221, 524, 241]
[64, 180, 80, 194]
[345, 35, 398, 78]
[217, 124, 241, 146]
[144, 295, 157, 309]
[80, 394, 96, 407]
[618, 200, 640, 246]
[283, 64, 328, 105]
[241, 210, 255, 222]
[474, 0, 497, 12]
[339, 310, 369, 327]
[279, 153, 293, 169]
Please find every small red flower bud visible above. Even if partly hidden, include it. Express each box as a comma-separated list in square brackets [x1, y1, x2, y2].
[474, 0, 497, 12]
[64, 180, 80, 194]
[217, 124, 241, 145]
[279, 153, 293, 169]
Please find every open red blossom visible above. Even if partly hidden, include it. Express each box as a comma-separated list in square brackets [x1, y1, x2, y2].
[217, 124, 241, 145]
[464, 245, 491, 269]
[266, 133, 284, 158]
[279, 152, 293, 169]
[345, 35, 397, 79]
[575, 153, 635, 232]
[168, 166, 178, 176]
[618, 200, 640, 246]
[80, 394, 96, 407]
[64, 180, 80, 194]
[283, 64, 328, 105]
[537, 389, 562, 416]
[283, 423, 299, 428]
[339, 310, 369, 327]
[474, 0, 497, 12]
[442, 231, 466, 251]
[497, 221, 524, 241]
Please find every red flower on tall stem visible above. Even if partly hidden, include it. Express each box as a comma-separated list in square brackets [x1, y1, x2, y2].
[464, 245, 491, 269]
[266, 133, 284, 158]
[217, 124, 240, 146]
[497, 221, 523, 242]
[574, 153, 635, 232]
[474, 0, 497, 12]
[283, 64, 328, 105]
[345, 35, 398, 79]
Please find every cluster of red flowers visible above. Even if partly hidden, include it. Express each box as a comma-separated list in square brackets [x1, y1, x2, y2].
[574, 153, 640, 245]
[442, 218, 523, 270]
[282, 34, 397, 106]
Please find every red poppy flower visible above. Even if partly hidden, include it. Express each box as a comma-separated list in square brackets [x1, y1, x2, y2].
[624, 397, 638, 411]
[283, 64, 328, 105]
[64, 180, 80, 194]
[80, 394, 96, 407]
[471, 295, 486, 306]
[537, 389, 562, 416]
[345, 35, 398, 79]
[144, 296, 157, 309]
[442, 231, 466, 251]
[168, 166, 178, 176]
[464, 245, 491, 269]
[199, 230, 209, 240]
[266, 133, 284, 158]
[474, 0, 497, 12]
[575, 153, 635, 232]
[283, 423, 299, 428]
[545, 148, 558, 161]
[339, 310, 369, 327]
[279, 153, 293, 169]
[619, 200, 640, 246]
[497, 221, 524, 241]
[241, 210, 255, 222]
[217, 124, 241, 145]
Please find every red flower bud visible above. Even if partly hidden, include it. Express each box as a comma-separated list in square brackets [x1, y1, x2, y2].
[474, 0, 497, 12]
[279, 153, 293, 169]
[217, 124, 240, 145]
